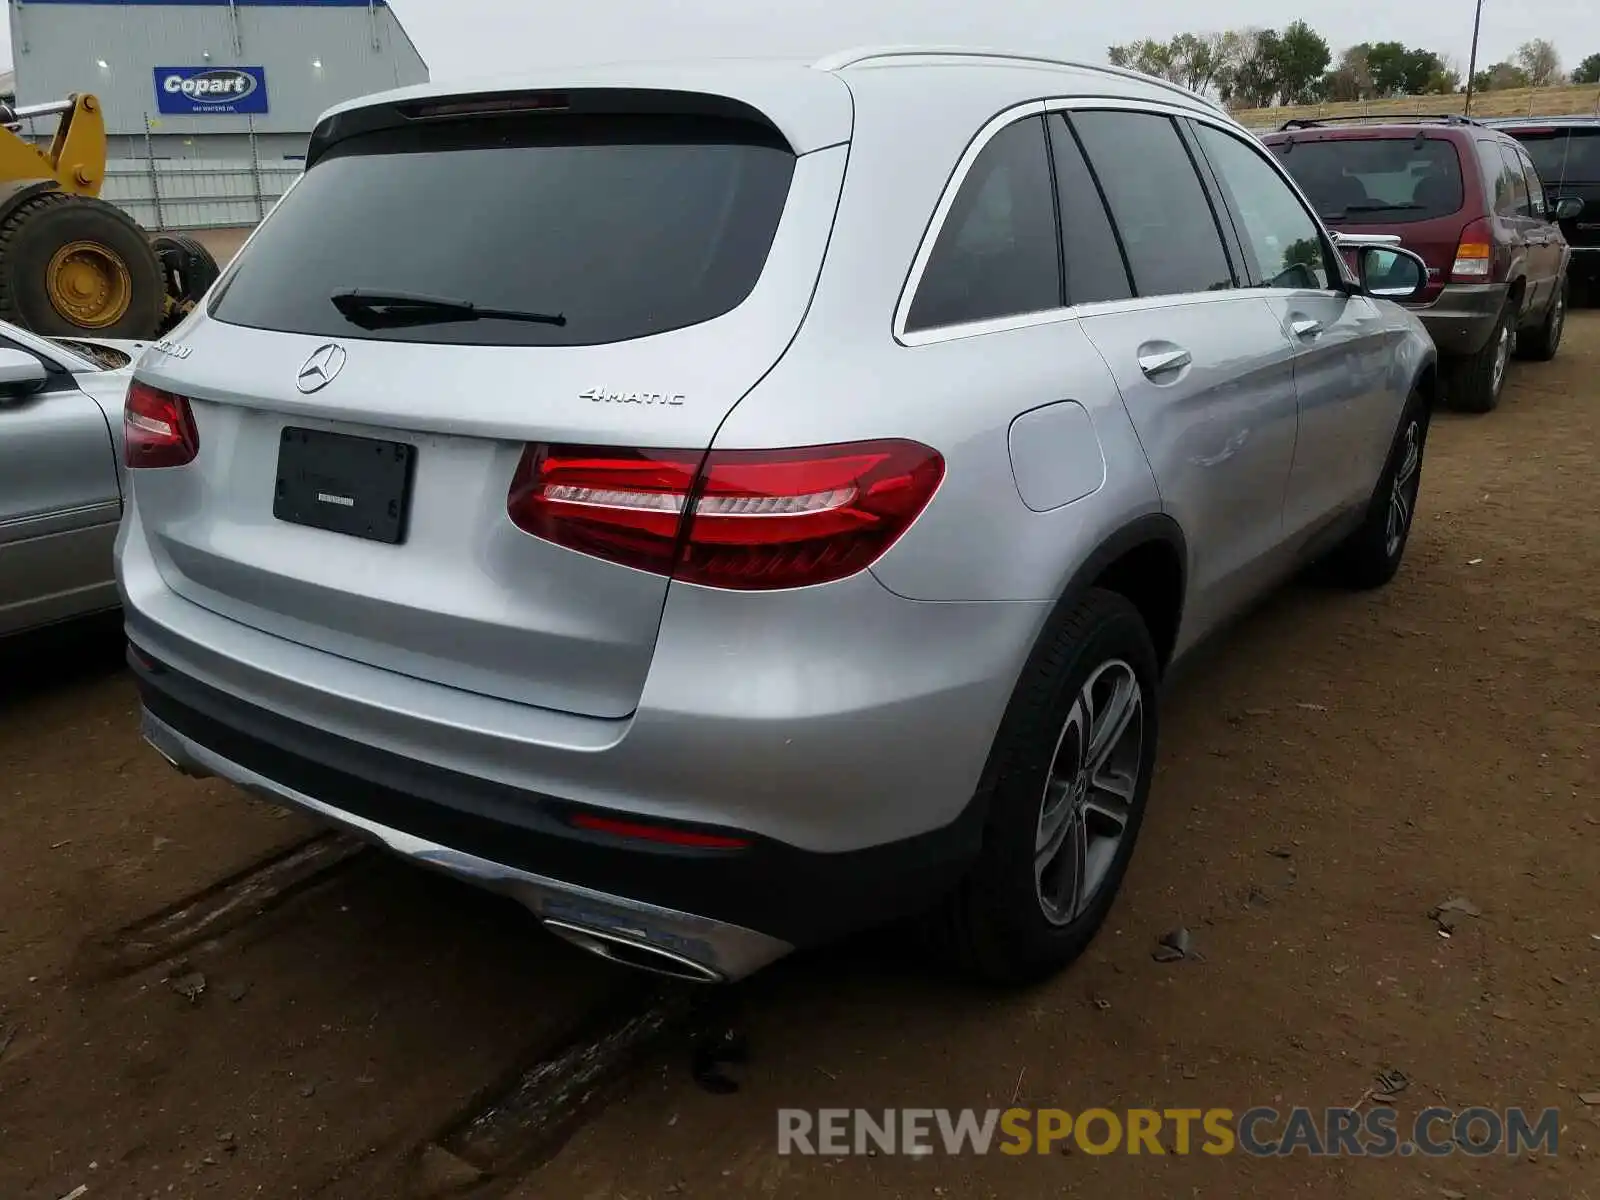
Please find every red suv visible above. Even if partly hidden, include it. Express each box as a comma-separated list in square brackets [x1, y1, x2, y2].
[1261, 116, 1575, 413]
[1488, 117, 1599, 304]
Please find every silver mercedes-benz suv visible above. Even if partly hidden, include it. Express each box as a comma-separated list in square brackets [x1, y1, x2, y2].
[117, 47, 1438, 985]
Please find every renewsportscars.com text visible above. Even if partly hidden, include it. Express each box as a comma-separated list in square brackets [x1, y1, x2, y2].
[777, 1106, 1561, 1158]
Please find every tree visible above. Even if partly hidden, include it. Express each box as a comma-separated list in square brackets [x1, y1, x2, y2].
[1364, 41, 1410, 95]
[1473, 62, 1531, 92]
[1107, 38, 1176, 82]
[1425, 59, 1463, 95]
[1107, 31, 1232, 95]
[1324, 43, 1375, 101]
[1169, 32, 1227, 94]
[1357, 42, 1448, 97]
[1227, 28, 1284, 108]
[1515, 39, 1562, 87]
[1274, 21, 1333, 105]
[1572, 53, 1600, 85]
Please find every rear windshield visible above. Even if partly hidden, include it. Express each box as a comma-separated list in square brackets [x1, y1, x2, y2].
[208, 114, 796, 346]
[1270, 137, 1465, 225]
[1511, 129, 1600, 184]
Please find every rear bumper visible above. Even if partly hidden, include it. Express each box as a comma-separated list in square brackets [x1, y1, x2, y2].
[117, 505, 1046, 979]
[1408, 283, 1510, 357]
[131, 646, 986, 979]
[139, 703, 787, 982]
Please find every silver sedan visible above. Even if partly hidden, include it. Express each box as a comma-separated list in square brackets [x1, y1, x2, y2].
[0, 320, 146, 636]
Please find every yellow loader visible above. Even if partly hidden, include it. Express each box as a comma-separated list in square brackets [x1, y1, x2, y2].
[0, 92, 220, 339]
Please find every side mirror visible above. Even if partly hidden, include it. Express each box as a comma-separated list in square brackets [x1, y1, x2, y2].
[0, 347, 49, 398]
[1356, 245, 1429, 302]
[1551, 196, 1585, 222]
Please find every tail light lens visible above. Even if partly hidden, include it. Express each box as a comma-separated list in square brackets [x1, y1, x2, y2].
[124, 380, 199, 468]
[507, 439, 945, 591]
[1451, 219, 1493, 282]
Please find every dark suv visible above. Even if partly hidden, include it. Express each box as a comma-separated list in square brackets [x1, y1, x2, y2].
[1487, 117, 1599, 303]
[1261, 116, 1576, 412]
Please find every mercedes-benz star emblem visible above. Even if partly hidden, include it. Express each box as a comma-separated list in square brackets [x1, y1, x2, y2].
[296, 343, 347, 393]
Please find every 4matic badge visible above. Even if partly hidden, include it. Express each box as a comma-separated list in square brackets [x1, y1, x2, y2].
[579, 388, 685, 407]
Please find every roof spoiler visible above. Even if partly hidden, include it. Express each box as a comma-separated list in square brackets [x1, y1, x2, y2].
[307, 88, 788, 168]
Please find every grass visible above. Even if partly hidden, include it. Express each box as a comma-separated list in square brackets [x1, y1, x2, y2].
[1230, 83, 1600, 130]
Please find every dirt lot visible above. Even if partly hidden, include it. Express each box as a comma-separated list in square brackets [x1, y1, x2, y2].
[2, 315, 1597, 1200]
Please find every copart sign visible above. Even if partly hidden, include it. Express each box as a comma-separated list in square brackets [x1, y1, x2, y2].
[154, 66, 270, 115]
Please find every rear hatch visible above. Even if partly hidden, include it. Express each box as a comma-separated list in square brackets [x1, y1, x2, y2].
[1268, 131, 1471, 303]
[128, 84, 850, 719]
[1508, 125, 1600, 251]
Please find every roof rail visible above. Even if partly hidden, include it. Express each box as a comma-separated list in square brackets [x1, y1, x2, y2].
[1278, 113, 1486, 132]
[809, 45, 1225, 112]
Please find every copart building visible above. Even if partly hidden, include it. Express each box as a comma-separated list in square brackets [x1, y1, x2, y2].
[7, 0, 428, 226]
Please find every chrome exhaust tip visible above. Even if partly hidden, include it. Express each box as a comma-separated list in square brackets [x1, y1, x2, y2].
[543, 919, 724, 984]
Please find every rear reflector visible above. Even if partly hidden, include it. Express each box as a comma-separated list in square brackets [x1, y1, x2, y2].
[507, 439, 944, 591]
[1451, 218, 1493, 282]
[567, 812, 751, 850]
[124, 380, 200, 469]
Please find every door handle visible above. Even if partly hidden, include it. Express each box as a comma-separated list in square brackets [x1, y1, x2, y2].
[1137, 347, 1192, 377]
[1290, 317, 1323, 339]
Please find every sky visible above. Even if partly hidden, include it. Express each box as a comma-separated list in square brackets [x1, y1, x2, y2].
[1, 0, 1596, 83]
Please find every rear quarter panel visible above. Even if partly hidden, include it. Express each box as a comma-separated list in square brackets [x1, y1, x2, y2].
[711, 67, 1163, 605]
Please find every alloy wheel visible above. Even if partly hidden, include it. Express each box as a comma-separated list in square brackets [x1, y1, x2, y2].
[1386, 419, 1422, 559]
[1035, 659, 1144, 926]
[1491, 322, 1512, 397]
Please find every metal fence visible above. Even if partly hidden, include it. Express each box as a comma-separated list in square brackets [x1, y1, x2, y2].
[101, 155, 301, 231]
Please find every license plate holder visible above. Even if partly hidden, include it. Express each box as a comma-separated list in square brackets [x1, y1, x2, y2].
[273, 427, 416, 544]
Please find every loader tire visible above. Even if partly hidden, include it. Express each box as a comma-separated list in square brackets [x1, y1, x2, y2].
[0, 192, 164, 338]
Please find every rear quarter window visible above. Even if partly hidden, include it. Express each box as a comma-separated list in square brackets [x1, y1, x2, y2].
[1514, 128, 1600, 184]
[208, 114, 797, 346]
[1269, 136, 1465, 225]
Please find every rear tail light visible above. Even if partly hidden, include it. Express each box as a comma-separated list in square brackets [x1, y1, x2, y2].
[124, 380, 199, 469]
[1451, 218, 1493, 282]
[507, 439, 944, 591]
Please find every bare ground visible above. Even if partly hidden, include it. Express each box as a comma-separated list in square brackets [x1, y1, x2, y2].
[2, 314, 1596, 1200]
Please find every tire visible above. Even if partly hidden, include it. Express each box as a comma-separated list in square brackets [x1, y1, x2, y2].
[1325, 388, 1429, 591]
[152, 232, 221, 305]
[927, 589, 1161, 985]
[1516, 276, 1567, 363]
[1446, 302, 1513, 414]
[0, 192, 164, 338]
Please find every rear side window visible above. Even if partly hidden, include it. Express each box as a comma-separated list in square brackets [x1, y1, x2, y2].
[906, 116, 1062, 332]
[1270, 136, 1465, 224]
[209, 114, 796, 346]
[1515, 129, 1600, 184]
[1046, 116, 1134, 305]
[1517, 147, 1547, 214]
[1495, 145, 1533, 217]
[1070, 110, 1234, 298]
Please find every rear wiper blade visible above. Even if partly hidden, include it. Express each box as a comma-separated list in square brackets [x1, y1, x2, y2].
[330, 288, 566, 330]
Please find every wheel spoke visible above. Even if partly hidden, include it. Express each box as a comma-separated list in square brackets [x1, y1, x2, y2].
[1392, 480, 1411, 537]
[1085, 771, 1135, 821]
[1395, 429, 1419, 488]
[1084, 669, 1140, 777]
[1065, 809, 1091, 920]
[1035, 778, 1074, 858]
